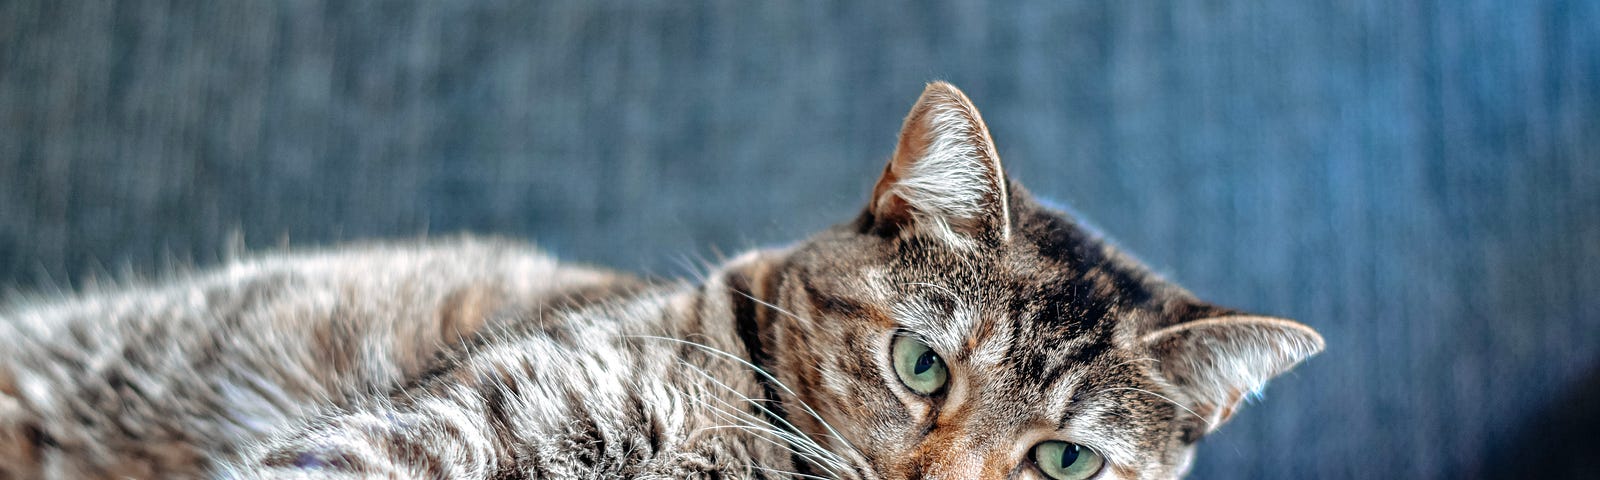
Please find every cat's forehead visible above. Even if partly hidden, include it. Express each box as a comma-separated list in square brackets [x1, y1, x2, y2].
[819, 202, 1172, 375]
[882, 257, 1140, 386]
[810, 200, 1167, 339]
[838, 236, 1146, 375]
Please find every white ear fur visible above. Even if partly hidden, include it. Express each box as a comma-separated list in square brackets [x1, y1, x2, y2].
[870, 82, 1009, 246]
[1143, 315, 1324, 432]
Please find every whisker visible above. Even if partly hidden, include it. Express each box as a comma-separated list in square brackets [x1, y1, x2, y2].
[628, 323, 872, 478]
[673, 359, 850, 475]
[675, 331, 853, 452]
[685, 385, 849, 478]
[698, 291, 880, 477]
[748, 464, 836, 480]
[718, 292, 866, 457]
[1103, 357, 1159, 372]
[694, 424, 843, 475]
[901, 282, 962, 304]
[1094, 387, 1214, 429]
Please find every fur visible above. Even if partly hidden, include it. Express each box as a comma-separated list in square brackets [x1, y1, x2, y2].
[0, 82, 1322, 479]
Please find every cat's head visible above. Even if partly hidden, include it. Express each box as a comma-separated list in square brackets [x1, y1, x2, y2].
[736, 82, 1323, 480]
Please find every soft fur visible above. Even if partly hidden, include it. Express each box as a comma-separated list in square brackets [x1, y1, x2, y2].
[0, 82, 1322, 479]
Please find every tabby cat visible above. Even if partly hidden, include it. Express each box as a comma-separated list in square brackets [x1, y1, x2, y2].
[0, 82, 1323, 479]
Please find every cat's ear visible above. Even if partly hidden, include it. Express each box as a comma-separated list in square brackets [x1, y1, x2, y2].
[867, 81, 1010, 247]
[1143, 314, 1324, 436]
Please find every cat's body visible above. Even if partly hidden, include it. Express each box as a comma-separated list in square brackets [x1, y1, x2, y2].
[0, 239, 696, 477]
[0, 83, 1322, 479]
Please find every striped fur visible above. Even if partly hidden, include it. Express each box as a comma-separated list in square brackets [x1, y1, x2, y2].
[0, 83, 1321, 479]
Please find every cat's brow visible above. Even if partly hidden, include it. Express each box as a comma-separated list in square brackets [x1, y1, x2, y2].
[1046, 368, 1088, 429]
[889, 296, 977, 357]
[1063, 400, 1146, 469]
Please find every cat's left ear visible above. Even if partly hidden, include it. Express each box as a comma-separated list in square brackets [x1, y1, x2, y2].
[867, 81, 1010, 247]
[1142, 314, 1324, 436]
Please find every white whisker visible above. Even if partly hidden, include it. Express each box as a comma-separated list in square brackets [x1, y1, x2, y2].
[748, 464, 836, 480]
[721, 291, 865, 456]
[901, 282, 962, 304]
[644, 334, 854, 476]
[673, 359, 851, 476]
[1094, 387, 1214, 429]
[687, 389, 849, 478]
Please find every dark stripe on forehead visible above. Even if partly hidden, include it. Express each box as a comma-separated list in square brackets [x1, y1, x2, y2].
[801, 280, 870, 319]
[1003, 286, 1119, 416]
[1019, 276, 1110, 334]
[1019, 207, 1156, 308]
[1005, 272, 1117, 351]
[1067, 330, 1119, 398]
[1007, 322, 1116, 384]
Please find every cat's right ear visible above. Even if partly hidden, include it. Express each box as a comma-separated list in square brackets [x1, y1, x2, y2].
[1142, 314, 1324, 437]
[865, 82, 1010, 248]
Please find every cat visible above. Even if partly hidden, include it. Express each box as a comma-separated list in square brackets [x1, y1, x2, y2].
[0, 82, 1323, 479]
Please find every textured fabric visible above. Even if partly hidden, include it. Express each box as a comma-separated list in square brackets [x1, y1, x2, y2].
[1, 1, 1596, 478]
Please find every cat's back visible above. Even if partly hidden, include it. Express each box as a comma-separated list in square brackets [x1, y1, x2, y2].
[0, 237, 649, 479]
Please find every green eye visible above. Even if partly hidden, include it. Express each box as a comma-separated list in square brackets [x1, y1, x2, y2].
[891, 335, 948, 395]
[1033, 441, 1104, 480]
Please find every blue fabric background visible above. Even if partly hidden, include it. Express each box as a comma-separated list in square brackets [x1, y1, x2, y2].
[2, 2, 1596, 478]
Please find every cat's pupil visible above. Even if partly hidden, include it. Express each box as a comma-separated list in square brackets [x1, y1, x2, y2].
[1057, 443, 1081, 468]
[913, 351, 938, 375]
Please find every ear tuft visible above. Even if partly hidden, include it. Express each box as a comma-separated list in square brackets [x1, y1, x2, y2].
[869, 82, 1009, 247]
[1143, 315, 1324, 434]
